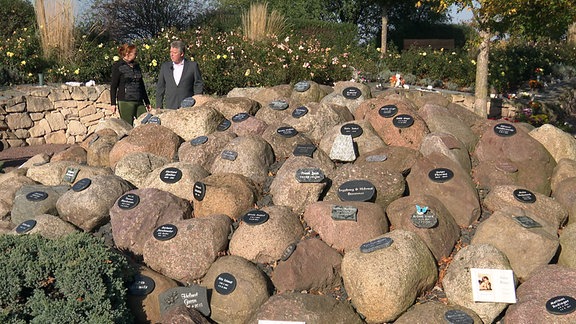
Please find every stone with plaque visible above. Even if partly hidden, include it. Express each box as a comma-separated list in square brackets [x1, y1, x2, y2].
[293, 144, 316, 157]
[378, 104, 398, 118]
[292, 106, 308, 118]
[117, 193, 140, 210]
[128, 274, 156, 296]
[232, 112, 250, 122]
[494, 123, 517, 137]
[72, 178, 91, 192]
[444, 309, 474, 324]
[392, 114, 414, 128]
[513, 189, 536, 203]
[26, 191, 48, 202]
[410, 205, 438, 229]
[281, 243, 297, 261]
[89, 134, 100, 145]
[153, 224, 178, 241]
[242, 210, 269, 225]
[160, 167, 183, 184]
[342, 86, 362, 99]
[365, 154, 387, 162]
[331, 205, 358, 221]
[141, 113, 153, 124]
[294, 81, 310, 92]
[340, 123, 363, 138]
[337, 180, 376, 202]
[149, 116, 161, 125]
[217, 119, 231, 131]
[428, 168, 454, 183]
[159, 286, 210, 317]
[214, 273, 237, 295]
[546, 295, 576, 315]
[181, 97, 196, 108]
[276, 126, 298, 138]
[221, 150, 238, 161]
[15, 219, 37, 234]
[513, 216, 542, 228]
[295, 168, 325, 183]
[360, 237, 393, 253]
[193, 181, 206, 201]
[269, 100, 289, 111]
[62, 166, 80, 183]
[190, 135, 208, 146]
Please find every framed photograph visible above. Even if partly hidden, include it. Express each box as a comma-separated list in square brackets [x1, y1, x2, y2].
[470, 268, 516, 303]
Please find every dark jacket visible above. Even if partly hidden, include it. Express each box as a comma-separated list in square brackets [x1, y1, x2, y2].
[110, 60, 150, 105]
[156, 58, 203, 109]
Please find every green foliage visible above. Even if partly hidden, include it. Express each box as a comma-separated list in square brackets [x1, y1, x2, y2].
[0, 233, 134, 323]
[0, 27, 51, 85]
[0, 0, 36, 39]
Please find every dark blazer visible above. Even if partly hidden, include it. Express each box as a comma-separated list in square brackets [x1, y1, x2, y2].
[155, 58, 203, 109]
[110, 60, 150, 106]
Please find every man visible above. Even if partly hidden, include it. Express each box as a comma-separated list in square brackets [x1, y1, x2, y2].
[156, 40, 204, 109]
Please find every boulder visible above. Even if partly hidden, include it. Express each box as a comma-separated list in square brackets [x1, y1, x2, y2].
[558, 223, 576, 268]
[0, 169, 37, 219]
[289, 80, 330, 105]
[178, 131, 237, 171]
[140, 162, 209, 201]
[282, 101, 353, 143]
[85, 131, 117, 167]
[145, 106, 224, 141]
[319, 120, 386, 161]
[250, 84, 293, 111]
[92, 117, 132, 139]
[261, 123, 315, 160]
[529, 123, 576, 162]
[418, 103, 479, 152]
[158, 304, 210, 324]
[10, 213, 78, 239]
[550, 158, 576, 193]
[51, 145, 87, 164]
[320, 81, 371, 114]
[352, 146, 421, 176]
[113, 152, 169, 188]
[230, 115, 269, 137]
[551, 177, 576, 226]
[420, 132, 472, 172]
[10, 184, 69, 225]
[395, 301, 482, 324]
[26, 161, 112, 186]
[255, 97, 296, 125]
[201, 96, 261, 119]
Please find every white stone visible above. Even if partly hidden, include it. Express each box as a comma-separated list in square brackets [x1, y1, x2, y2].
[329, 134, 357, 161]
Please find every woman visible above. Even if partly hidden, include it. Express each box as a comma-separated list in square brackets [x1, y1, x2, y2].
[110, 44, 151, 125]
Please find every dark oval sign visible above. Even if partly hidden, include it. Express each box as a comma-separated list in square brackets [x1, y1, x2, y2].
[117, 193, 140, 210]
[337, 179, 376, 202]
[221, 150, 238, 161]
[269, 100, 289, 111]
[193, 181, 206, 201]
[153, 224, 178, 241]
[292, 106, 309, 118]
[190, 135, 208, 146]
[546, 295, 576, 315]
[16, 219, 37, 234]
[160, 167, 182, 184]
[242, 210, 269, 225]
[214, 273, 237, 295]
[149, 116, 161, 125]
[378, 105, 398, 118]
[26, 191, 48, 202]
[360, 237, 393, 253]
[428, 168, 454, 183]
[276, 126, 298, 138]
[295, 168, 325, 183]
[294, 81, 310, 92]
[340, 123, 363, 138]
[342, 87, 362, 99]
[180, 97, 196, 108]
[494, 123, 517, 137]
[217, 119, 231, 131]
[128, 275, 156, 296]
[444, 309, 474, 324]
[72, 178, 92, 192]
[392, 114, 414, 128]
[513, 189, 536, 203]
[281, 243, 297, 261]
[232, 112, 250, 122]
[411, 211, 438, 229]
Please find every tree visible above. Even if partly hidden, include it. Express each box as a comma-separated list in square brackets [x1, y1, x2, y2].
[0, 0, 35, 38]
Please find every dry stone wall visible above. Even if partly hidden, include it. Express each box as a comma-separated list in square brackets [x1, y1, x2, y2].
[0, 84, 114, 148]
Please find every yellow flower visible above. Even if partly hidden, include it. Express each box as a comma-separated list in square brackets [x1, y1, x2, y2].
[98, 43, 103, 48]
[150, 59, 158, 67]
[216, 54, 221, 59]
[6, 52, 14, 57]
[144, 44, 150, 50]
[113, 56, 119, 61]
[245, 69, 250, 76]
[74, 69, 80, 75]
[20, 60, 26, 66]
[222, 54, 227, 59]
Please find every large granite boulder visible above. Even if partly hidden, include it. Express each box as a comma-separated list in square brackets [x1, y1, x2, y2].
[395, 301, 482, 324]
[127, 266, 179, 324]
[320, 81, 371, 115]
[289, 80, 330, 105]
[146, 106, 224, 141]
[10, 213, 78, 239]
[51, 145, 88, 164]
[418, 103, 479, 152]
[26, 161, 112, 186]
[319, 120, 387, 161]
[551, 177, 576, 226]
[113, 152, 169, 188]
[282, 101, 353, 143]
[140, 162, 209, 201]
[352, 146, 421, 176]
[0, 169, 37, 219]
[10, 184, 69, 225]
[261, 122, 315, 160]
[558, 223, 576, 268]
[420, 132, 472, 172]
[201, 96, 260, 119]
[550, 158, 576, 192]
[178, 131, 237, 171]
[529, 123, 576, 162]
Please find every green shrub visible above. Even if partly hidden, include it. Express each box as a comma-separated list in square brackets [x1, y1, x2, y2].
[0, 233, 134, 323]
[0, 0, 36, 39]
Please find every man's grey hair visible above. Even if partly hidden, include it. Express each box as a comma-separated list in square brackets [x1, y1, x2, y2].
[170, 40, 186, 55]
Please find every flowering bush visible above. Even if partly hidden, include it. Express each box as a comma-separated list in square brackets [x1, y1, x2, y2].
[0, 27, 50, 85]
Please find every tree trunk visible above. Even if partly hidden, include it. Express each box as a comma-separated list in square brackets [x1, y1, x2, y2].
[380, 7, 388, 54]
[474, 30, 491, 117]
[568, 22, 576, 45]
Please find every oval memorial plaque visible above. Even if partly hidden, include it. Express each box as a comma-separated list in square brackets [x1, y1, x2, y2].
[128, 275, 156, 296]
[269, 100, 289, 111]
[411, 210, 438, 229]
[242, 210, 269, 225]
[215, 273, 237, 295]
[378, 104, 398, 118]
[546, 295, 576, 315]
[340, 123, 363, 138]
[337, 179, 376, 202]
[295, 168, 325, 183]
[232, 112, 250, 122]
[190, 135, 208, 146]
[221, 150, 238, 161]
[444, 309, 474, 324]
[392, 114, 414, 128]
[117, 193, 140, 210]
[276, 126, 298, 138]
[149, 116, 161, 125]
[494, 123, 517, 137]
[193, 181, 206, 201]
[281, 243, 297, 261]
[180, 97, 196, 108]
[365, 154, 387, 162]
[513, 189, 536, 203]
[428, 168, 454, 183]
[217, 119, 231, 131]
[294, 81, 310, 92]
[153, 224, 178, 241]
[342, 87, 362, 99]
[160, 167, 182, 184]
[292, 106, 309, 118]
[72, 178, 92, 192]
[26, 191, 48, 202]
[15, 219, 37, 234]
[360, 237, 393, 253]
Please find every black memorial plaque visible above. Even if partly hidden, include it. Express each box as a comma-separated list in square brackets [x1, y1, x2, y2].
[232, 112, 250, 122]
[72, 178, 91, 192]
[365, 154, 387, 162]
[160, 167, 182, 184]
[411, 205, 438, 229]
[281, 243, 297, 261]
[193, 181, 206, 201]
[294, 81, 310, 92]
[269, 100, 289, 111]
[276, 126, 298, 138]
[392, 114, 414, 128]
[217, 119, 231, 131]
[190, 135, 208, 146]
[337, 180, 376, 202]
[63, 166, 80, 183]
[141, 113, 152, 124]
[128, 274, 156, 296]
[26, 191, 48, 202]
[331, 205, 358, 221]
[295, 168, 325, 183]
[117, 193, 140, 210]
[444, 309, 474, 324]
[149, 116, 161, 125]
[153, 224, 178, 241]
[293, 144, 316, 157]
[514, 216, 542, 228]
[342, 87, 362, 99]
[292, 106, 309, 118]
[513, 189, 536, 203]
[159, 286, 210, 317]
[360, 237, 393, 253]
[243, 210, 269, 225]
[181, 97, 196, 108]
[221, 150, 238, 161]
[378, 104, 398, 118]
[15, 219, 37, 234]
[494, 123, 517, 137]
[546, 296, 576, 315]
[428, 168, 454, 183]
[215, 273, 236, 295]
[340, 123, 363, 138]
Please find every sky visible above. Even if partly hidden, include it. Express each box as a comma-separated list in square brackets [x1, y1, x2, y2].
[449, 5, 474, 23]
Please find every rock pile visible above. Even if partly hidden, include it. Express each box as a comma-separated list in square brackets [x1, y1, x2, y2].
[1, 80, 576, 323]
